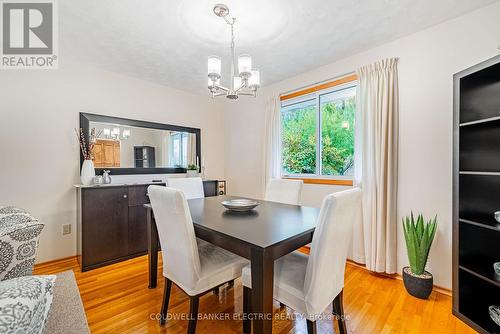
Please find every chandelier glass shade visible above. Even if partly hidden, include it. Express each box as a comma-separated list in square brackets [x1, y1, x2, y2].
[207, 4, 260, 99]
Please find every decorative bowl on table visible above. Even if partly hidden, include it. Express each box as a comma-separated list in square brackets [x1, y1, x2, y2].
[221, 199, 259, 212]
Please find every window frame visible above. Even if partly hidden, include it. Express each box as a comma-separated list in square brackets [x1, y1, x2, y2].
[279, 79, 357, 185]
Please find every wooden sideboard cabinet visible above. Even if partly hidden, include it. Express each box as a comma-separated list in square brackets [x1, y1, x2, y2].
[76, 180, 221, 271]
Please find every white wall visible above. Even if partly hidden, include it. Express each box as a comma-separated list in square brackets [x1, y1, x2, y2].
[0, 60, 225, 263]
[222, 2, 500, 289]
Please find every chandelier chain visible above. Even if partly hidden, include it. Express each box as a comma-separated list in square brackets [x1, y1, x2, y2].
[230, 18, 235, 89]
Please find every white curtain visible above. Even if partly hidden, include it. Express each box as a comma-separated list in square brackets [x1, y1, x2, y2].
[353, 58, 399, 274]
[166, 133, 174, 167]
[186, 134, 197, 165]
[163, 133, 171, 166]
[262, 95, 281, 198]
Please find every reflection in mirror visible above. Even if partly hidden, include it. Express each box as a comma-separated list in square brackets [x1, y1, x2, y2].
[89, 121, 198, 169]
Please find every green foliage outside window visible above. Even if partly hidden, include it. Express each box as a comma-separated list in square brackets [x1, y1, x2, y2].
[281, 93, 355, 176]
[321, 97, 355, 175]
[281, 104, 317, 174]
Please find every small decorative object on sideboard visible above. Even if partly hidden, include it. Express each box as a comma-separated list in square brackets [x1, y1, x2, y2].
[186, 164, 199, 177]
[75, 127, 101, 185]
[102, 170, 112, 184]
[402, 213, 438, 299]
[93, 175, 103, 185]
[201, 157, 206, 180]
[489, 305, 500, 327]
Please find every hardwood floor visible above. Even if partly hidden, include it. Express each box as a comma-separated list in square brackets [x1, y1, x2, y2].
[34, 255, 475, 334]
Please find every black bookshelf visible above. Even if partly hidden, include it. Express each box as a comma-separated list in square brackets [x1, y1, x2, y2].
[453, 55, 500, 334]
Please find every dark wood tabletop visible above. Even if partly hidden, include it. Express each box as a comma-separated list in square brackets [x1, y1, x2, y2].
[145, 195, 319, 334]
[191, 195, 317, 246]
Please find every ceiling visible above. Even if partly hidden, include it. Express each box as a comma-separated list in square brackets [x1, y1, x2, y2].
[60, 0, 497, 94]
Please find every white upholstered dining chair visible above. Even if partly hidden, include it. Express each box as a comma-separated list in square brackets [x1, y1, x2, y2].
[265, 178, 305, 308]
[165, 176, 232, 289]
[166, 177, 205, 199]
[265, 178, 303, 205]
[148, 186, 248, 333]
[242, 188, 362, 334]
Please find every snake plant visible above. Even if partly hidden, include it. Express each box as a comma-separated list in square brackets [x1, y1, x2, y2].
[402, 213, 437, 275]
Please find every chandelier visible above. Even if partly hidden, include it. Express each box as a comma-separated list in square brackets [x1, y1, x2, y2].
[207, 4, 260, 100]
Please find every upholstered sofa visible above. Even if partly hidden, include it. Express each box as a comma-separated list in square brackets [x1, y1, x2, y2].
[0, 206, 44, 280]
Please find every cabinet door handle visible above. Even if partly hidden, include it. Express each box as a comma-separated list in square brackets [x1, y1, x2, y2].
[123, 194, 128, 199]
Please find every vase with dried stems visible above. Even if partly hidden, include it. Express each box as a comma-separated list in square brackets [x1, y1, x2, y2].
[75, 128, 101, 185]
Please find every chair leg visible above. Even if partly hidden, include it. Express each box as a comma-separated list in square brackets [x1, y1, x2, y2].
[306, 319, 317, 334]
[188, 296, 199, 334]
[243, 286, 252, 334]
[159, 278, 172, 325]
[333, 290, 347, 334]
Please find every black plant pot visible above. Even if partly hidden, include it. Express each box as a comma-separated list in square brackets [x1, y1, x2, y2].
[402, 266, 433, 299]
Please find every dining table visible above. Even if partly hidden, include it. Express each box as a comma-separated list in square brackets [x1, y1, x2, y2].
[144, 195, 319, 334]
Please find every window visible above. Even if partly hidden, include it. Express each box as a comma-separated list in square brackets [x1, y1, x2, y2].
[170, 132, 189, 167]
[281, 98, 317, 174]
[280, 80, 356, 180]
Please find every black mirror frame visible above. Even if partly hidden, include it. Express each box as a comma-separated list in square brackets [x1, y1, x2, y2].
[79, 112, 201, 175]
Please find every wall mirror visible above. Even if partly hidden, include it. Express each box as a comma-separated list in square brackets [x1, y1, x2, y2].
[80, 113, 201, 175]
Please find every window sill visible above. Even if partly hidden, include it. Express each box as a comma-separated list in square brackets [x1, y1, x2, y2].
[283, 177, 353, 186]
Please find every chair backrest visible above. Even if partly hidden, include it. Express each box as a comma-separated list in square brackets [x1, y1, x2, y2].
[166, 177, 205, 200]
[265, 179, 303, 205]
[303, 188, 362, 316]
[147, 186, 201, 291]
